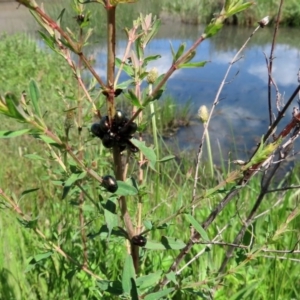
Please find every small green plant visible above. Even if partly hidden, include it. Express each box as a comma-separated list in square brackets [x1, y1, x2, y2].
[1, 0, 300, 299]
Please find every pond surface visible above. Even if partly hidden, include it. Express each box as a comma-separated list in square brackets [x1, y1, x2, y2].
[91, 21, 300, 162]
[2, 2, 300, 163]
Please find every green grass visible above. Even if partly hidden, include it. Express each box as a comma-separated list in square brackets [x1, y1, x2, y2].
[0, 12, 300, 300]
[161, 0, 300, 27]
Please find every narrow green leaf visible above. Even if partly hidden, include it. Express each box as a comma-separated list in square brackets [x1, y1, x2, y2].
[23, 153, 45, 160]
[136, 271, 162, 290]
[96, 280, 123, 295]
[31, 251, 53, 263]
[169, 42, 176, 62]
[127, 89, 143, 108]
[18, 217, 38, 229]
[175, 43, 186, 61]
[38, 31, 56, 51]
[184, 214, 209, 241]
[179, 61, 208, 69]
[204, 23, 223, 38]
[104, 209, 118, 238]
[5, 93, 27, 121]
[142, 54, 161, 67]
[116, 57, 134, 77]
[142, 19, 161, 47]
[116, 79, 133, 90]
[151, 89, 164, 102]
[0, 129, 31, 138]
[143, 220, 153, 230]
[157, 155, 175, 163]
[115, 181, 138, 196]
[122, 255, 137, 296]
[36, 135, 61, 147]
[135, 36, 144, 60]
[21, 188, 39, 197]
[144, 288, 175, 300]
[29, 79, 42, 118]
[145, 236, 186, 250]
[62, 172, 87, 199]
[166, 271, 178, 284]
[130, 139, 156, 171]
[227, 3, 253, 17]
[25, 251, 53, 272]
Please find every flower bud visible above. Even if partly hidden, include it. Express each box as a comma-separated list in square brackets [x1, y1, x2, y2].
[198, 105, 209, 124]
[258, 16, 269, 28]
[147, 68, 158, 84]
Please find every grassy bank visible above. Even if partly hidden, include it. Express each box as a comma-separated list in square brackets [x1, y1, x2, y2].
[161, 0, 300, 26]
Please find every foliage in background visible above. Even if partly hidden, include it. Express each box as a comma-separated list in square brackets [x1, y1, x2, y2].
[162, 0, 300, 26]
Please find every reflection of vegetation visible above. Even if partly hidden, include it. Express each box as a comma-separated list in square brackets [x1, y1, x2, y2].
[209, 26, 300, 53]
[162, 0, 300, 27]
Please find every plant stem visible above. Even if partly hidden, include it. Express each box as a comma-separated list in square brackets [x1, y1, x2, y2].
[105, 6, 135, 263]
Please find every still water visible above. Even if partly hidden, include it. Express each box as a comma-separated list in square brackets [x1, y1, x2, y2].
[1, 2, 300, 162]
[92, 22, 300, 161]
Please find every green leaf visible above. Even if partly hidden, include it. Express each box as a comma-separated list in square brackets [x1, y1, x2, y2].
[143, 220, 153, 230]
[115, 181, 138, 196]
[135, 36, 144, 60]
[130, 139, 156, 171]
[21, 188, 39, 197]
[30, 251, 53, 263]
[175, 43, 186, 61]
[96, 280, 123, 295]
[142, 19, 161, 47]
[25, 251, 53, 272]
[116, 57, 134, 77]
[179, 61, 208, 69]
[204, 23, 223, 38]
[24, 153, 45, 160]
[18, 217, 39, 229]
[62, 172, 87, 199]
[116, 79, 133, 90]
[145, 236, 186, 250]
[151, 89, 164, 102]
[29, 79, 42, 118]
[38, 31, 56, 51]
[104, 199, 118, 238]
[0, 129, 31, 139]
[127, 89, 143, 108]
[35, 134, 61, 147]
[142, 54, 161, 67]
[226, 2, 253, 17]
[166, 271, 178, 284]
[184, 214, 209, 241]
[5, 93, 27, 121]
[104, 209, 118, 238]
[169, 42, 176, 62]
[144, 288, 175, 300]
[136, 271, 162, 290]
[157, 155, 175, 163]
[122, 255, 138, 298]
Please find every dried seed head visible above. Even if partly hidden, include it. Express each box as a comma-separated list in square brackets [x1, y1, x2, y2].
[147, 68, 158, 84]
[198, 105, 209, 124]
[258, 16, 269, 28]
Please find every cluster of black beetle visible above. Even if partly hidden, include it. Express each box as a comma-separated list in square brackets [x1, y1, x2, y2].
[92, 110, 139, 194]
[91, 110, 138, 153]
[131, 235, 147, 247]
[91, 111, 147, 246]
